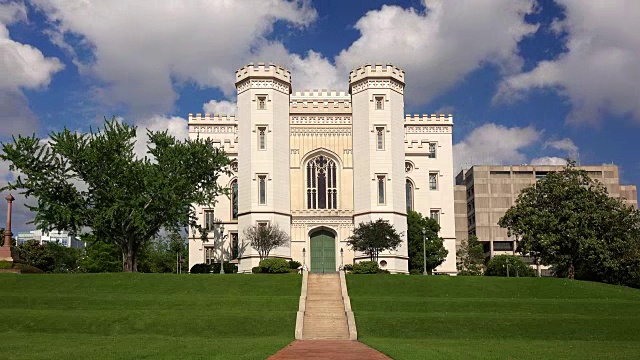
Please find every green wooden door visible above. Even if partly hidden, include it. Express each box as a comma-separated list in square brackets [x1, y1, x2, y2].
[310, 230, 336, 273]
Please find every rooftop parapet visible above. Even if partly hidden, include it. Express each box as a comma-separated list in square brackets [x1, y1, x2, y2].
[235, 62, 291, 85]
[404, 114, 453, 124]
[188, 113, 238, 123]
[349, 63, 405, 84]
[291, 90, 350, 99]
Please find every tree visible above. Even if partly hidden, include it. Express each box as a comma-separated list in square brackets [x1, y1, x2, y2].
[78, 238, 122, 273]
[1, 118, 231, 272]
[457, 235, 485, 275]
[347, 219, 403, 262]
[499, 160, 640, 286]
[15, 240, 80, 273]
[485, 255, 535, 277]
[243, 222, 290, 261]
[138, 231, 188, 273]
[406, 210, 448, 274]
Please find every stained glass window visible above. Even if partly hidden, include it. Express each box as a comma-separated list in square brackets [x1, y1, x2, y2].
[306, 155, 338, 209]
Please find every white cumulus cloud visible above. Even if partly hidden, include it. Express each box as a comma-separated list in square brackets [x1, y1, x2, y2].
[453, 123, 541, 173]
[495, 0, 640, 125]
[0, 1, 63, 135]
[530, 156, 567, 165]
[203, 100, 237, 116]
[32, 0, 317, 116]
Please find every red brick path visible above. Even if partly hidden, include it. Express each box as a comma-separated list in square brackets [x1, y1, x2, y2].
[267, 340, 392, 360]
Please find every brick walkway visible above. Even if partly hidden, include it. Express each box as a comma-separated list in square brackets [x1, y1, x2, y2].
[267, 340, 391, 360]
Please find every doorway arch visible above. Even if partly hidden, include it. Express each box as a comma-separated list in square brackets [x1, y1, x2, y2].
[309, 229, 336, 273]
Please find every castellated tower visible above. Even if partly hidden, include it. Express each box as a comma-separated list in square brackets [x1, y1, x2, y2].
[349, 64, 409, 273]
[235, 63, 292, 272]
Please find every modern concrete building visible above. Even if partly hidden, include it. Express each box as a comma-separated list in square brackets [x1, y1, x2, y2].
[455, 164, 638, 258]
[188, 63, 457, 274]
[17, 230, 84, 249]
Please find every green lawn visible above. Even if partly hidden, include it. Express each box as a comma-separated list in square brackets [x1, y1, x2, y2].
[347, 275, 640, 360]
[0, 273, 301, 359]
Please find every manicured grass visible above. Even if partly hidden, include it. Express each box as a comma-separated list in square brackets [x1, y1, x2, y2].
[0, 273, 301, 359]
[347, 275, 640, 360]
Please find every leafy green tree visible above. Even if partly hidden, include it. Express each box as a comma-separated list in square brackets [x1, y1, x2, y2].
[457, 235, 485, 275]
[347, 219, 403, 262]
[78, 235, 122, 273]
[138, 231, 188, 273]
[407, 210, 448, 274]
[499, 160, 640, 286]
[485, 255, 535, 277]
[15, 240, 80, 273]
[1, 118, 231, 272]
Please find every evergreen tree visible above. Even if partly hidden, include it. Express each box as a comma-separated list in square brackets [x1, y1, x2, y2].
[457, 235, 485, 275]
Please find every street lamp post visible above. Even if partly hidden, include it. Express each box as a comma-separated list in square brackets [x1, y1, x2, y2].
[422, 228, 427, 276]
[340, 248, 344, 271]
[506, 257, 510, 277]
[219, 223, 225, 274]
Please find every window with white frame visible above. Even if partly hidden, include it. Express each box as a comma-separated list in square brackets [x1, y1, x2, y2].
[377, 175, 386, 204]
[430, 209, 440, 224]
[258, 175, 267, 205]
[375, 96, 384, 110]
[231, 179, 238, 220]
[428, 142, 436, 158]
[429, 173, 438, 190]
[204, 210, 215, 230]
[230, 232, 239, 259]
[258, 127, 266, 150]
[376, 127, 385, 150]
[406, 179, 414, 211]
[306, 155, 338, 209]
[204, 247, 217, 264]
[257, 96, 266, 110]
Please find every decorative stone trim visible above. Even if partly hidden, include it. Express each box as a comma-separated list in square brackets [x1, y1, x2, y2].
[290, 127, 352, 136]
[339, 270, 358, 340]
[295, 270, 308, 340]
[290, 116, 352, 124]
[349, 79, 404, 95]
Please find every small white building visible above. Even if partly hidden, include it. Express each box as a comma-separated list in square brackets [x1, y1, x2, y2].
[17, 230, 84, 249]
[188, 63, 456, 274]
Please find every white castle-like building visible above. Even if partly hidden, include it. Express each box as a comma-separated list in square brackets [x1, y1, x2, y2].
[188, 63, 456, 274]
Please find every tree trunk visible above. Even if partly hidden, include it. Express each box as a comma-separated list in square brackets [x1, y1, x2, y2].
[568, 262, 575, 280]
[122, 244, 137, 272]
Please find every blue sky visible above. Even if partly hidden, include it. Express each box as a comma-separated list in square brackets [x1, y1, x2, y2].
[1, 0, 639, 231]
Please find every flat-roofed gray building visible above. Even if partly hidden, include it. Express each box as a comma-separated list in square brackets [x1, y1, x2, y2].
[455, 164, 638, 258]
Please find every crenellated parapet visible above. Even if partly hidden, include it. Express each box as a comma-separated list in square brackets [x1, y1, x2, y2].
[188, 113, 238, 147]
[290, 90, 351, 114]
[235, 62, 291, 94]
[349, 64, 405, 95]
[189, 113, 238, 123]
[404, 114, 453, 124]
[404, 114, 453, 135]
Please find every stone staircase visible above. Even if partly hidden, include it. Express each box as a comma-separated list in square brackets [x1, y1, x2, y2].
[302, 273, 350, 340]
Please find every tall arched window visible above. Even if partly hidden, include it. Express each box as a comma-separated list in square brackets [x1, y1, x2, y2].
[231, 179, 238, 220]
[306, 155, 338, 209]
[406, 179, 414, 212]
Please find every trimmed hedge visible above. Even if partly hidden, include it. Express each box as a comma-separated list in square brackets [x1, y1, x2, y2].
[190, 263, 237, 274]
[13, 263, 45, 274]
[342, 264, 353, 272]
[259, 258, 290, 273]
[0, 260, 12, 270]
[485, 255, 535, 277]
[351, 261, 379, 274]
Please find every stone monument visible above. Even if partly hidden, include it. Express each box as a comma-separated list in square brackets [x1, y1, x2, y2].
[0, 194, 17, 262]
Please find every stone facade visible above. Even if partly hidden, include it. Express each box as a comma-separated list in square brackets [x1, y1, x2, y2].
[188, 63, 456, 274]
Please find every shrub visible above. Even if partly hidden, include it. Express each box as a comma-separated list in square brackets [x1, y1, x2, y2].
[288, 260, 302, 269]
[485, 255, 535, 277]
[0, 261, 12, 270]
[259, 258, 290, 273]
[342, 264, 353, 272]
[252, 266, 264, 274]
[409, 269, 421, 275]
[351, 261, 379, 274]
[377, 269, 391, 274]
[12, 263, 45, 274]
[190, 263, 210, 274]
[190, 263, 237, 274]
